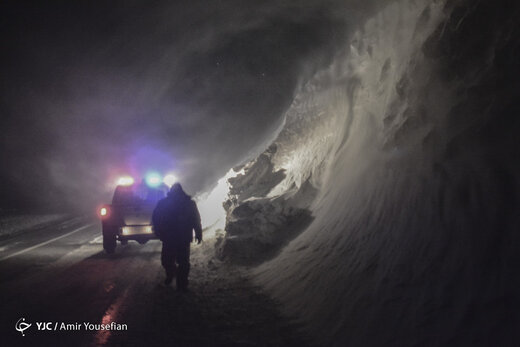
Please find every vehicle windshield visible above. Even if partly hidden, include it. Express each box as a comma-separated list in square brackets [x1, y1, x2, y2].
[112, 182, 167, 205]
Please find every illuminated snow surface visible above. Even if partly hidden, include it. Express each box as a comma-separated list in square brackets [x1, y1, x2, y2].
[0, 212, 67, 238]
[217, 0, 520, 346]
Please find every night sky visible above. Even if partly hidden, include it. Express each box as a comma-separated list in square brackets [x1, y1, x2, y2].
[0, 0, 374, 211]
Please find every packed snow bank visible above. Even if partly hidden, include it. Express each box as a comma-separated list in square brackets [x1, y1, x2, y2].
[222, 0, 520, 345]
[217, 145, 315, 264]
[196, 168, 243, 232]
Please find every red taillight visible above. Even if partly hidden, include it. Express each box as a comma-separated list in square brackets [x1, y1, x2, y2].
[98, 205, 110, 219]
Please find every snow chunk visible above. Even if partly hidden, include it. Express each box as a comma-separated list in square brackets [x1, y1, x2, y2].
[217, 147, 316, 265]
[217, 196, 313, 265]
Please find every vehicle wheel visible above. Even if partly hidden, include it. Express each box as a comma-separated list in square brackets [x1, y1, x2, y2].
[120, 239, 128, 245]
[103, 229, 117, 254]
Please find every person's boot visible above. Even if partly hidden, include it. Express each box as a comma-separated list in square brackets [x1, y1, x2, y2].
[164, 275, 173, 285]
[176, 276, 188, 292]
[164, 269, 175, 285]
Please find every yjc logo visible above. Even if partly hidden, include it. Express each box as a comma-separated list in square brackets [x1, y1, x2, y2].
[15, 318, 32, 336]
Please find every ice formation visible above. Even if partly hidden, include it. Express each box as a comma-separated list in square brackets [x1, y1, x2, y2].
[219, 0, 520, 345]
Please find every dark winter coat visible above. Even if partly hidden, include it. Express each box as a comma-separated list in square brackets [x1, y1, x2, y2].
[152, 191, 202, 246]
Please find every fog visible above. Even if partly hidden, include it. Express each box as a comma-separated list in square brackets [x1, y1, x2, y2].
[1, 0, 377, 210]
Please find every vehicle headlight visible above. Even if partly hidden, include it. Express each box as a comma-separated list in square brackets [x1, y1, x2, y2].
[163, 173, 177, 187]
[117, 176, 134, 186]
[145, 172, 162, 187]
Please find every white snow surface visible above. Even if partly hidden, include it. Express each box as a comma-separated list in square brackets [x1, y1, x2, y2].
[0, 212, 67, 238]
[220, 0, 520, 345]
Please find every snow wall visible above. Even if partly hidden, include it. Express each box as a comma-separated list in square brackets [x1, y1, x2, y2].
[219, 0, 520, 346]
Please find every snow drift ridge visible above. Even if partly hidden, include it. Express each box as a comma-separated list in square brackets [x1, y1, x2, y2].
[222, 0, 520, 345]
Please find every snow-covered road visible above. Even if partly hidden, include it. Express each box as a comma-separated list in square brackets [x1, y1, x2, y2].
[0, 217, 310, 346]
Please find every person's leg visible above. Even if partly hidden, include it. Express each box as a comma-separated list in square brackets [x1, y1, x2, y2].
[175, 244, 191, 291]
[161, 242, 177, 284]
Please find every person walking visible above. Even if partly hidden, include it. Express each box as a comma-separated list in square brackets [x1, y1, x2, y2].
[152, 183, 202, 291]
